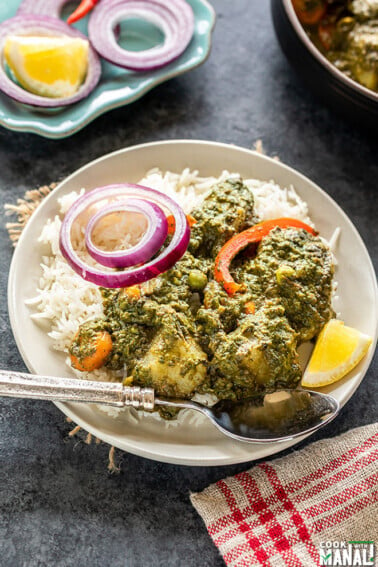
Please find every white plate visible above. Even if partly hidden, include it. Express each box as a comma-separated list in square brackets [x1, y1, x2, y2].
[8, 141, 378, 466]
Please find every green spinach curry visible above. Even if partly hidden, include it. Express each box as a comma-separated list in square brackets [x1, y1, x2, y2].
[293, 0, 378, 92]
[70, 178, 334, 416]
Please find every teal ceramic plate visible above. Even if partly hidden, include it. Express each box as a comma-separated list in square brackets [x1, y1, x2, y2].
[0, 1, 215, 138]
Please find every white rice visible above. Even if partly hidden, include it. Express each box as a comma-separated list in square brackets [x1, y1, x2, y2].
[27, 168, 338, 423]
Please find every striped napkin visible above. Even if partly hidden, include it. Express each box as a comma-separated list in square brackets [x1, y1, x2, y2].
[191, 423, 378, 567]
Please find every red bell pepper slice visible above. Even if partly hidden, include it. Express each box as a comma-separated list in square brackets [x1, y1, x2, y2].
[214, 218, 317, 296]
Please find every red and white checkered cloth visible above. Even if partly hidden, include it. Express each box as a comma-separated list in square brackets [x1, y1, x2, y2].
[191, 423, 378, 567]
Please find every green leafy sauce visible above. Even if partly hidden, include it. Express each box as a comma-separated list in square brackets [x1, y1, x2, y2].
[70, 178, 335, 416]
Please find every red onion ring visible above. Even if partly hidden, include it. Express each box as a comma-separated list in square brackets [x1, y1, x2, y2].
[88, 0, 195, 71]
[17, 0, 70, 19]
[85, 198, 168, 268]
[0, 15, 101, 107]
[59, 184, 190, 288]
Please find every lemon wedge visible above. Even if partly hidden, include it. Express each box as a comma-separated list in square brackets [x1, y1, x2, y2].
[302, 319, 372, 388]
[4, 35, 89, 99]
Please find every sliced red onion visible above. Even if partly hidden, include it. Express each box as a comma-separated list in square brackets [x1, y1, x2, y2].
[88, 0, 195, 71]
[0, 15, 101, 107]
[59, 184, 190, 288]
[85, 198, 168, 268]
[17, 0, 70, 19]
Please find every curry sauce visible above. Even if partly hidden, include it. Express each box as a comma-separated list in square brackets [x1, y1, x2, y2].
[70, 178, 335, 413]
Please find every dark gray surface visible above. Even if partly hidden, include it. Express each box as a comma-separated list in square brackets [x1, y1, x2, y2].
[0, 2, 377, 566]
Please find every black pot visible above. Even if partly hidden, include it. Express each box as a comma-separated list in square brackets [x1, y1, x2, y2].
[271, 0, 378, 130]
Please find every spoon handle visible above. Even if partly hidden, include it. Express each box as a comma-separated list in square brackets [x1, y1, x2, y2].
[0, 369, 155, 410]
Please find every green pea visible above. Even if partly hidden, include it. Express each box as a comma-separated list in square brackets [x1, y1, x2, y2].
[188, 270, 208, 291]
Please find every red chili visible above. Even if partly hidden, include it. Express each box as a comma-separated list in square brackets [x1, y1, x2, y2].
[214, 218, 317, 296]
[67, 0, 100, 25]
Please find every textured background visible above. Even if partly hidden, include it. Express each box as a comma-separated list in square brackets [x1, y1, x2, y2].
[0, 1, 377, 566]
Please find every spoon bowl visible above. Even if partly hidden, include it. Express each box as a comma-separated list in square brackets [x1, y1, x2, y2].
[0, 370, 340, 443]
[155, 389, 339, 443]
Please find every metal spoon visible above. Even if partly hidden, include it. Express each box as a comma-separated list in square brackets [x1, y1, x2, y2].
[0, 369, 339, 443]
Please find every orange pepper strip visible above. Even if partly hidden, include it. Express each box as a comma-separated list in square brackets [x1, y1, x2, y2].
[67, 0, 99, 24]
[214, 218, 317, 296]
[292, 0, 326, 25]
[244, 301, 256, 315]
[167, 214, 197, 235]
[71, 330, 113, 372]
[121, 285, 141, 300]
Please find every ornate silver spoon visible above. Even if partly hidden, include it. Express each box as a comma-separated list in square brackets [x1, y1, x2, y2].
[0, 369, 339, 443]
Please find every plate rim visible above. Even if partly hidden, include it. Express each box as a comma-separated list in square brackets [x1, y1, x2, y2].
[0, 0, 216, 139]
[7, 139, 378, 466]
